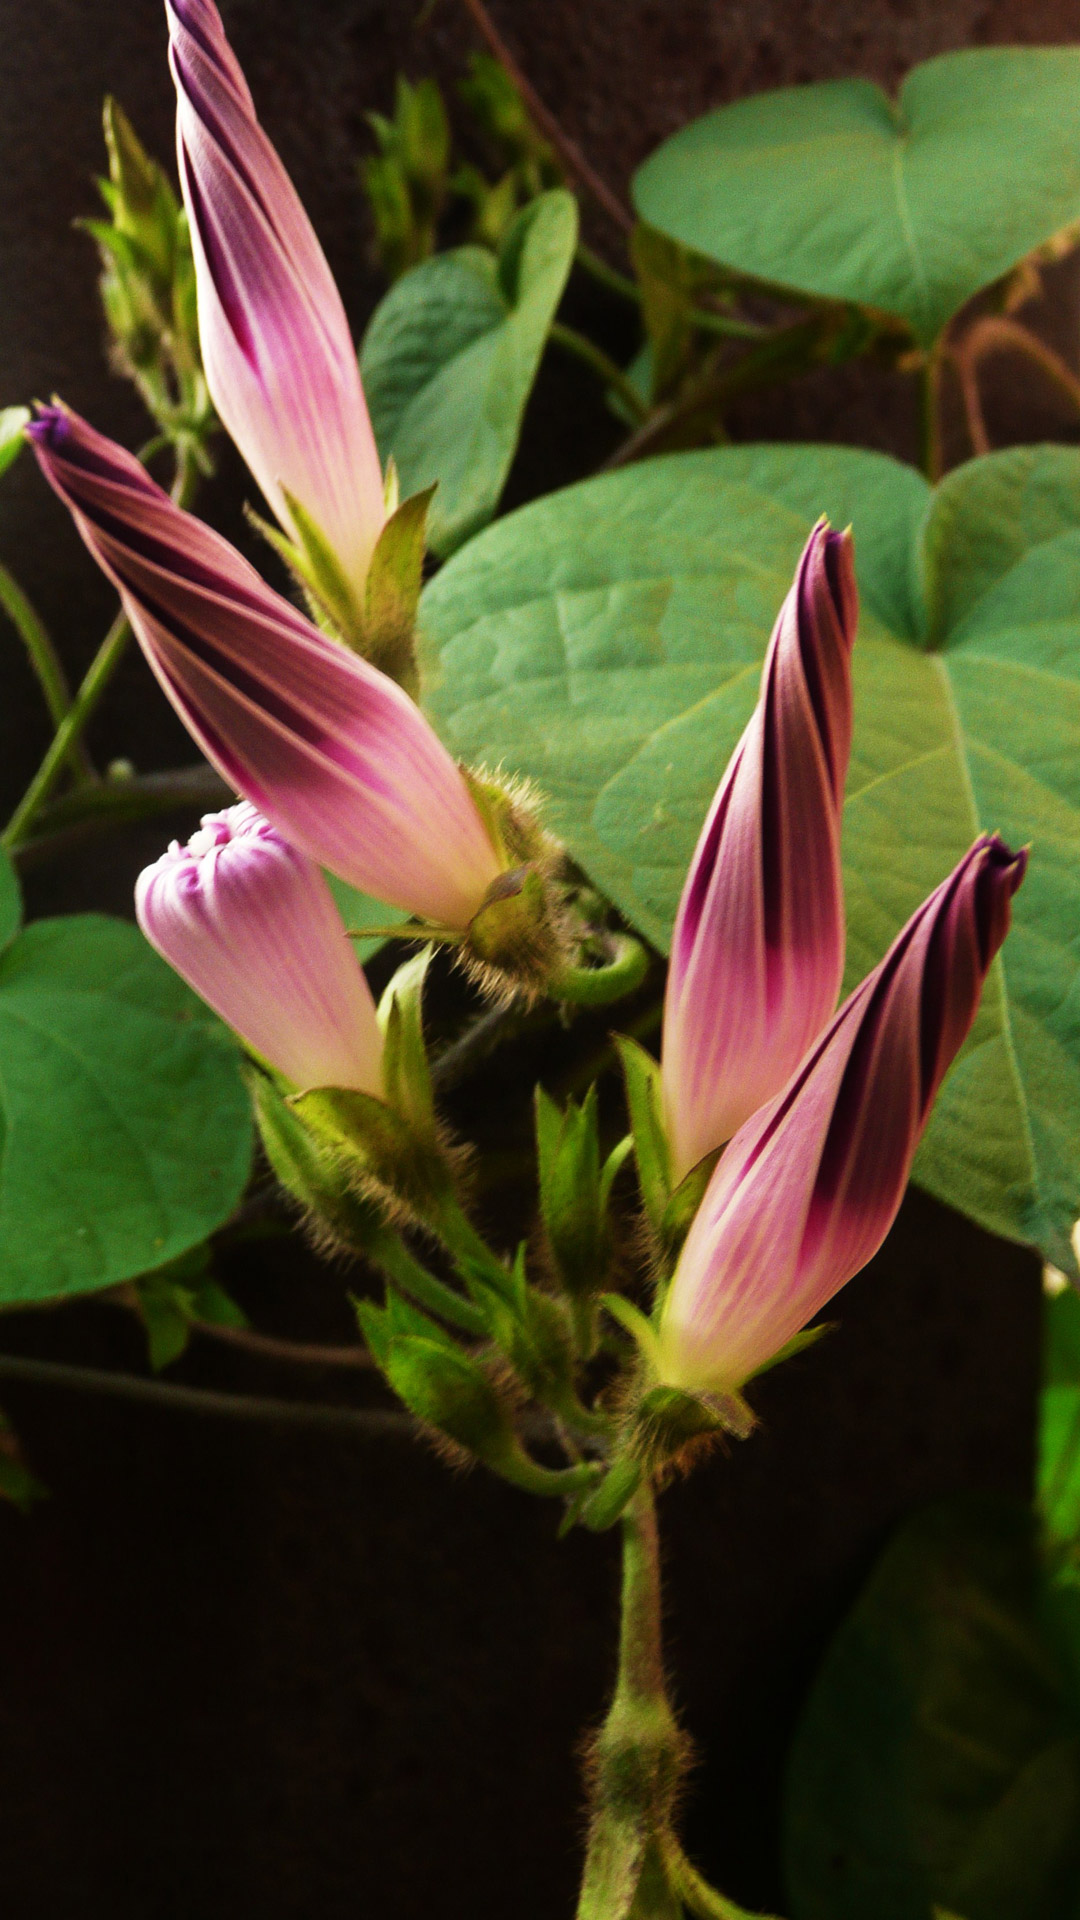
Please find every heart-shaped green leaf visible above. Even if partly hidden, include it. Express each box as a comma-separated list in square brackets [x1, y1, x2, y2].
[782, 1498, 1080, 1920]
[419, 442, 1080, 1268]
[359, 189, 577, 557]
[0, 914, 252, 1304]
[632, 51, 1080, 345]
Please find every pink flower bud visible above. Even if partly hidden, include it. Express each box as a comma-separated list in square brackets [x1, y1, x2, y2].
[661, 522, 857, 1181]
[658, 834, 1027, 1395]
[28, 404, 501, 928]
[167, 0, 385, 592]
[136, 802, 383, 1094]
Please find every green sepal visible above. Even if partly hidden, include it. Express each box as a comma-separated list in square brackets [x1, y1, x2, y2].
[249, 1065, 395, 1247]
[377, 944, 437, 1142]
[535, 1082, 609, 1305]
[632, 1383, 755, 1461]
[658, 1150, 720, 1264]
[362, 483, 436, 695]
[614, 1036, 673, 1242]
[288, 1082, 450, 1222]
[600, 1291, 663, 1373]
[273, 487, 366, 646]
[466, 862, 561, 988]
[577, 1452, 644, 1533]
[747, 1321, 833, 1381]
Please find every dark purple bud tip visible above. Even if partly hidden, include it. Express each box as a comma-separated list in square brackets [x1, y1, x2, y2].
[26, 402, 70, 452]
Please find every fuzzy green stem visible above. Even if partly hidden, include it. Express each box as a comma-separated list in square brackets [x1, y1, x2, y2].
[576, 1480, 688, 1919]
[549, 321, 650, 423]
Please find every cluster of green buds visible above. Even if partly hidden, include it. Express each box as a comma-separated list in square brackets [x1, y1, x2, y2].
[360, 54, 562, 278]
[81, 99, 212, 458]
[362, 77, 452, 282]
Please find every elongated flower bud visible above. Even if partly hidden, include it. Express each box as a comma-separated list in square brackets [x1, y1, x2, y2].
[28, 404, 501, 927]
[662, 522, 856, 1182]
[658, 835, 1027, 1395]
[137, 802, 383, 1094]
[167, 0, 385, 591]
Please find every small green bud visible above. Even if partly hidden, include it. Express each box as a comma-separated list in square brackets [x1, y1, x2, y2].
[535, 1083, 608, 1303]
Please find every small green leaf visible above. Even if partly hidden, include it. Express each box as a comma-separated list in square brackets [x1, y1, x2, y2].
[0, 407, 30, 481]
[633, 50, 1080, 345]
[360, 188, 578, 555]
[0, 915, 252, 1305]
[135, 1270, 195, 1372]
[783, 1498, 1080, 1920]
[614, 1036, 672, 1241]
[377, 945, 436, 1141]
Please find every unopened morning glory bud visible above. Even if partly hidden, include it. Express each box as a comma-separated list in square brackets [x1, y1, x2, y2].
[137, 803, 383, 1094]
[661, 522, 856, 1182]
[167, 0, 386, 595]
[28, 404, 501, 928]
[658, 834, 1027, 1396]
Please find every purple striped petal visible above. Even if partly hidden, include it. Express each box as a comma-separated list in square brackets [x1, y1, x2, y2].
[658, 834, 1027, 1394]
[29, 405, 501, 927]
[661, 523, 857, 1182]
[137, 802, 384, 1093]
[167, 0, 385, 593]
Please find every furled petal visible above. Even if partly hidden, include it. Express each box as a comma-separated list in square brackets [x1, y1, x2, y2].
[167, 0, 385, 591]
[661, 522, 857, 1182]
[137, 802, 383, 1093]
[29, 405, 501, 926]
[658, 834, 1027, 1394]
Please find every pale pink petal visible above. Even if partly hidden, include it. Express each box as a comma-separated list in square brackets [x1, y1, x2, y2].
[136, 801, 384, 1093]
[659, 835, 1027, 1393]
[167, 0, 385, 591]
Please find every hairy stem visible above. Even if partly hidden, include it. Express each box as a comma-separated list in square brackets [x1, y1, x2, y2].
[576, 1480, 688, 1918]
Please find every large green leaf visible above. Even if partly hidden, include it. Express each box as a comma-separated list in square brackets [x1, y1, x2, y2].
[0, 914, 252, 1304]
[419, 442, 1080, 1267]
[359, 189, 577, 557]
[632, 51, 1080, 346]
[782, 1499, 1080, 1920]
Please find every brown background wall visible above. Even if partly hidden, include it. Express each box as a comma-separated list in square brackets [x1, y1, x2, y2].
[0, 3, 1073, 1914]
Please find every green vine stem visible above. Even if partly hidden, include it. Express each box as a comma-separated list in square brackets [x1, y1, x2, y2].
[549, 321, 650, 423]
[576, 1478, 690, 1919]
[0, 564, 94, 783]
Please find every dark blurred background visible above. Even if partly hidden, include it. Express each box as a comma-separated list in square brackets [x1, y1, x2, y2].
[0, 2, 1072, 1913]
